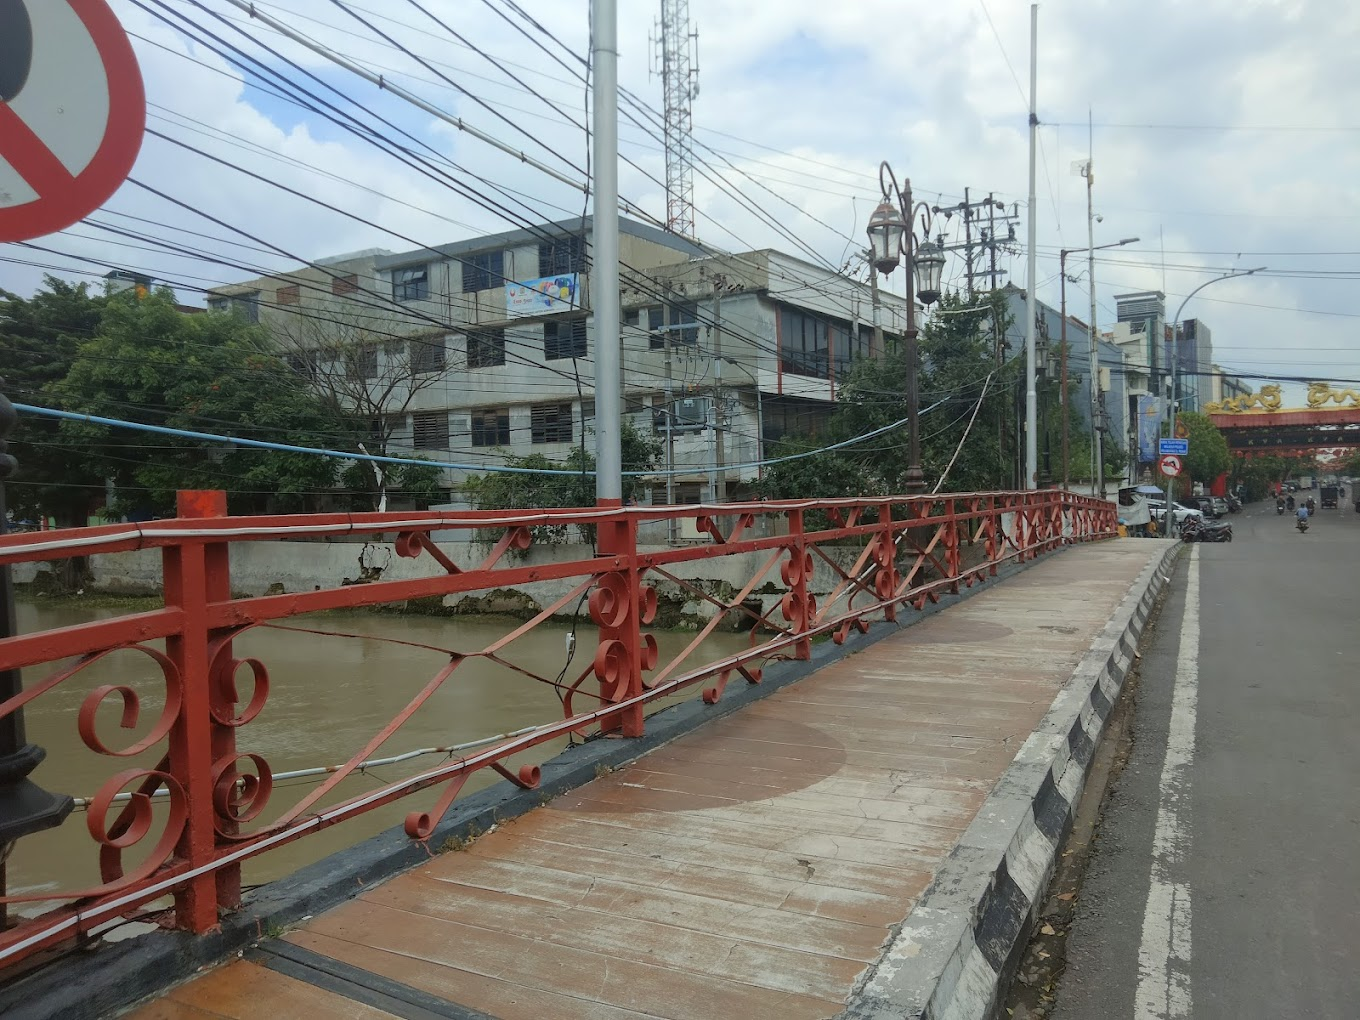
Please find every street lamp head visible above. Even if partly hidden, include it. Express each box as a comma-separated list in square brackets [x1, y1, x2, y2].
[914, 239, 946, 305]
[866, 198, 905, 275]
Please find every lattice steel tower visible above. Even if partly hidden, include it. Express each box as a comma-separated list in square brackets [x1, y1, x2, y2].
[654, 0, 699, 237]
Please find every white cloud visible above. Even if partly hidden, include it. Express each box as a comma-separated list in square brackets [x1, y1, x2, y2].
[2, 0, 1357, 400]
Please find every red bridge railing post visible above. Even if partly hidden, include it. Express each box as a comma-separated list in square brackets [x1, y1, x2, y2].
[163, 490, 236, 931]
[877, 504, 898, 622]
[594, 509, 645, 738]
[784, 509, 813, 660]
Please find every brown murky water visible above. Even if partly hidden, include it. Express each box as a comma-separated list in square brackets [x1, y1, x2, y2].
[7, 601, 751, 914]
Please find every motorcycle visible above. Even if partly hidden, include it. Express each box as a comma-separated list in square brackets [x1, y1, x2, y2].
[1297, 515, 1309, 533]
[1182, 517, 1232, 543]
[1286, 495, 1296, 511]
[1276, 499, 1286, 515]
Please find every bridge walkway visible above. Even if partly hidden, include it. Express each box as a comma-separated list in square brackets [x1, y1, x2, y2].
[129, 540, 1168, 1020]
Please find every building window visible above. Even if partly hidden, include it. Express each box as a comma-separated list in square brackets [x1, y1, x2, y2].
[276, 284, 300, 306]
[670, 301, 699, 345]
[412, 411, 450, 450]
[392, 265, 429, 302]
[467, 328, 506, 368]
[212, 292, 260, 322]
[544, 318, 587, 360]
[461, 251, 504, 293]
[531, 403, 574, 444]
[780, 307, 829, 378]
[410, 337, 446, 375]
[538, 235, 586, 277]
[471, 407, 510, 447]
[356, 344, 378, 379]
[832, 319, 871, 377]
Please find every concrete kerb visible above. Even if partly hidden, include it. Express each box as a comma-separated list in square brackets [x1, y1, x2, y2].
[0, 544, 1080, 1020]
[841, 540, 1183, 1020]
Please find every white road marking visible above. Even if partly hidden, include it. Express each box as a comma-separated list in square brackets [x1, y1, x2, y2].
[1135, 545, 1199, 1019]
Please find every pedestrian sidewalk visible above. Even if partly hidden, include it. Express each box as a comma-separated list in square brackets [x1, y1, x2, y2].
[129, 540, 1176, 1020]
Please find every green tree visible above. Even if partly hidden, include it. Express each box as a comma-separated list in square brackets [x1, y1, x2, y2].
[0, 278, 108, 526]
[1165, 411, 1232, 493]
[464, 422, 663, 545]
[340, 457, 445, 512]
[54, 289, 348, 517]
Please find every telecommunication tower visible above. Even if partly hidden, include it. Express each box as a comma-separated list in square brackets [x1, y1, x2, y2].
[653, 0, 699, 237]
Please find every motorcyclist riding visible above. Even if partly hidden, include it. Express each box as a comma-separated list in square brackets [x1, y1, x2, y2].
[1287, 494, 1296, 510]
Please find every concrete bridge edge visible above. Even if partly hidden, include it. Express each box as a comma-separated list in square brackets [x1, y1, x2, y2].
[0, 544, 1100, 1020]
[839, 540, 1183, 1020]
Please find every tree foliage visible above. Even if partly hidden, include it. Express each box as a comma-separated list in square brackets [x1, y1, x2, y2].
[464, 422, 663, 545]
[758, 291, 1118, 500]
[1165, 411, 1232, 492]
[0, 278, 109, 526]
[51, 290, 350, 517]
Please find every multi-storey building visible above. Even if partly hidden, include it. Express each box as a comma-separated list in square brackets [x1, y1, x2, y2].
[206, 217, 909, 509]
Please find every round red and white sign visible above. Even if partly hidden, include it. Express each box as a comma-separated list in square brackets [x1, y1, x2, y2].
[1159, 454, 1182, 477]
[0, 0, 146, 242]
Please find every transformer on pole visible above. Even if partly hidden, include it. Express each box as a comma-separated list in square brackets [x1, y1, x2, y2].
[653, 0, 699, 237]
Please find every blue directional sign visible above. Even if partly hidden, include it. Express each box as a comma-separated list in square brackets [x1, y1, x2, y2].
[1159, 438, 1189, 456]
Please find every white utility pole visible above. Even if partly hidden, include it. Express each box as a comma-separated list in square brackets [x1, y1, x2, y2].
[1085, 115, 1103, 497]
[1024, 3, 1039, 490]
[592, 0, 622, 502]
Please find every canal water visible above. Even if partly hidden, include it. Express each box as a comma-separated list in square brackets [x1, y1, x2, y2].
[8, 600, 752, 914]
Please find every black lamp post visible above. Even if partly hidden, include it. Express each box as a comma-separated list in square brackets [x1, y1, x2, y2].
[866, 162, 945, 494]
[0, 383, 73, 926]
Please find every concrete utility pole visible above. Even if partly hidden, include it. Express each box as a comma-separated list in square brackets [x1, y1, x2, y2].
[592, 0, 622, 503]
[1084, 127, 1103, 496]
[710, 279, 725, 503]
[1023, 3, 1039, 490]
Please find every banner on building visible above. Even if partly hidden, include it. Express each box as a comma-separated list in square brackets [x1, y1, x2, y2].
[506, 274, 579, 316]
[1137, 395, 1161, 463]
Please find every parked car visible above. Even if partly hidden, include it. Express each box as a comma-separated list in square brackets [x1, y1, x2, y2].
[1211, 497, 1230, 516]
[1188, 496, 1219, 518]
[1146, 497, 1204, 528]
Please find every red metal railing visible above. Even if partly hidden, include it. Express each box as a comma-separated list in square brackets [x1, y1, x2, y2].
[0, 489, 1114, 966]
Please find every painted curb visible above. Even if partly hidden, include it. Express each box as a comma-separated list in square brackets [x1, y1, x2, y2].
[841, 540, 1183, 1020]
[0, 548, 1072, 1020]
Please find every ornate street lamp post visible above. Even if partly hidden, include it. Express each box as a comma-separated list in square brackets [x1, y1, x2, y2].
[866, 162, 945, 494]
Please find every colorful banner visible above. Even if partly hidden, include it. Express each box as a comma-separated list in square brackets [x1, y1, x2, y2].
[1137, 395, 1161, 463]
[506, 274, 579, 316]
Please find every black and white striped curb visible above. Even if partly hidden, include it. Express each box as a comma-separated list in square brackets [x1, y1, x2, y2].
[841, 541, 1183, 1020]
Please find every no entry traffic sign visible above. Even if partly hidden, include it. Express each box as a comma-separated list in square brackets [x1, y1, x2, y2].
[0, 0, 145, 242]
[1159, 454, 1182, 478]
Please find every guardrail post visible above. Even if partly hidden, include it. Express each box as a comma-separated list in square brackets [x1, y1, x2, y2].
[783, 509, 812, 660]
[163, 490, 236, 931]
[594, 510, 644, 738]
[944, 497, 961, 591]
[876, 504, 898, 622]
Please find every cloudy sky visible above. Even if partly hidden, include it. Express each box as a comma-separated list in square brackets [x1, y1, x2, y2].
[4, 0, 1358, 405]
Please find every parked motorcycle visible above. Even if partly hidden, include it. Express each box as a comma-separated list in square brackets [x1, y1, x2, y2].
[1200, 519, 1233, 543]
[1181, 517, 1232, 543]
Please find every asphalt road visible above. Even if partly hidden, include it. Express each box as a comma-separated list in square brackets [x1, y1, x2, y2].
[1049, 498, 1360, 1019]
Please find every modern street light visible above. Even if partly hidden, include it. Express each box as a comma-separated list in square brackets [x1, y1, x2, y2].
[1161, 266, 1266, 534]
[866, 162, 945, 494]
[1058, 237, 1138, 490]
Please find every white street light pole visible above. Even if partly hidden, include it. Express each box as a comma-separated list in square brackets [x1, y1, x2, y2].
[591, 0, 621, 503]
[1024, 3, 1039, 489]
[1162, 266, 1265, 534]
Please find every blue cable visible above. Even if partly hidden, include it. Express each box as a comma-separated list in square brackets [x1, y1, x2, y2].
[13, 399, 947, 478]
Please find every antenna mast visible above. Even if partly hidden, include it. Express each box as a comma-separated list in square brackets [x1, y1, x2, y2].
[654, 0, 699, 236]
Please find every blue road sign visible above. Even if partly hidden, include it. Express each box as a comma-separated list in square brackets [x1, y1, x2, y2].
[1159, 438, 1189, 456]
